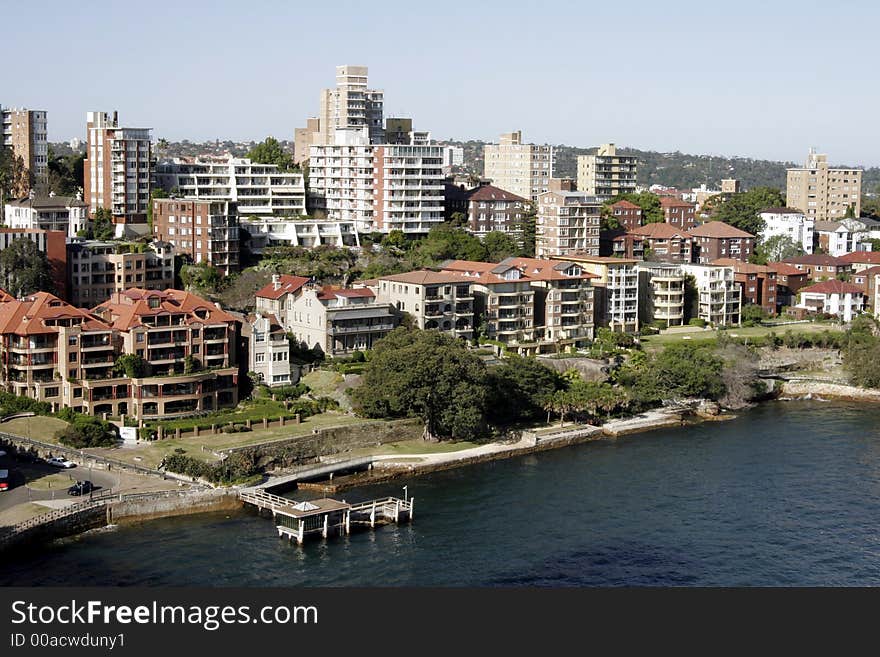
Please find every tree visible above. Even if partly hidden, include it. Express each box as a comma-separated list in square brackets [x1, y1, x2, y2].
[351, 327, 491, 441]
[218, 268, 271, 311]
[47, 150, 85, 196]
[756, 234, 805, 263]
[147, 188, 169, 231]
[57, 415, 118, 449]
[114, 354, 149, 378]
[0, 237, 53, 295]
[180, 262, 222, 294]
[708, 186, 785, 236]
[512, 203, 537, 256]
[448, 212, 468, 228]
[247, 137, 294, 171]
[741, 304, 767, 326]
[486, 355, 565, 424]
[483, 231, 521, 262]
[683, 274, 699, 323]
[82, 207, 115, 241]
[602, 192, 663, 224]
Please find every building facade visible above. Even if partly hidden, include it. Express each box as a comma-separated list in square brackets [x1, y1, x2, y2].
[712, 258, 777, 316]
[609, 200, 643, 231]
[768, 263, 811, 309]
[759, 208, 814, 255]
[636, 263, 685, 328]
[318, 65, 384, 146]
[5, 193, 88, 238]
[376, 271, 474, 340]
[83, 111, 152, 234]
[812, 219, 871, 256]
[786, 149, 862, 221]
[661, 197, 698, 230]
[244, 312, 295, 387]
[576, 143, 637, 201]
[1, 107, 48, 192]
[151, 198, 239, 275]
[796, 280, 864, 321]
[630, 222, 694, 263]
[241, 217, 360, 253]
[779, 254, 852, 281]
[535, 179, 601, 258]
[0, 228, 66, 299]
[688, 221, 756, 263]
[452, 183, 530, 238]
[680, 264, 742, 326]
[67, 240, 174, 308]
[483, 131, 553, 202]
[555, 255, 639, 333]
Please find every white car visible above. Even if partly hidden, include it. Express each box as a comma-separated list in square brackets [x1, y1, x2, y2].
[46, 457, 76, 469]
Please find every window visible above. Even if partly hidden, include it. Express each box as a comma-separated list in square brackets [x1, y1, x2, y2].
[68, 336, 77, 345]
[256, 353, 265, 363]
[69, 352, 77, 362]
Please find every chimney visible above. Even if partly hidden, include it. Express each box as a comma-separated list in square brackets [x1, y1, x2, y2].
[113, 110, 118, 125]
[272, 273, 281, 291]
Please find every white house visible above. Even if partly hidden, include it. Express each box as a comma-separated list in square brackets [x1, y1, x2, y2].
[813, 219, 872, 257]
[5, 193, 88, 238]
[796, 280, 864, 322]
[679, 263, 742, 326]
[759, 207, 814, 254]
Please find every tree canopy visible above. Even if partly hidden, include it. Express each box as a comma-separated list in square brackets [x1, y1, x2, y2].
[247, 137, 295, 171]
[705, 187, 786, 236]
[486, 354, 565, 424]
[0, 237, 54, 295]
[602, 192, 663, 226]
[754, 233, 805, 264]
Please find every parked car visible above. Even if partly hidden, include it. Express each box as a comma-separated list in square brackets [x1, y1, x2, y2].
[67, 480, 93, 496]
[0, 469, 9, 491]
[46, 457, 76, 469]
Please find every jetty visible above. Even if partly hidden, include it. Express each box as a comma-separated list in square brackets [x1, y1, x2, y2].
[239, 488, 414, 544]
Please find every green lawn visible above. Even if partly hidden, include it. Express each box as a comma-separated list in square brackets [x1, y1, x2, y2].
[639, 323, 844, 349]
[1, 416, 69, 443]
[144, 398, 297, 432]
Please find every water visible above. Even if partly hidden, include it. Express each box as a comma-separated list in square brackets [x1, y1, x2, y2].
[4, 400, 880, 586]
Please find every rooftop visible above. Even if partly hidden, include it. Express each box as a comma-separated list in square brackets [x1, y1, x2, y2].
[799, 280, 865, 296]
[687, 221, 754, 239]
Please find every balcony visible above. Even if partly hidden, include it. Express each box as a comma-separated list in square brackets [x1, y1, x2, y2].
[328, 323, 396, 335]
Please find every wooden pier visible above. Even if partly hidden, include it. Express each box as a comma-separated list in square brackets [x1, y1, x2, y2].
[239, 488, 414, 545]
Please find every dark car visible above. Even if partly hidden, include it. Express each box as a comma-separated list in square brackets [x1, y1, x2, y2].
[67, 480, 94, 496]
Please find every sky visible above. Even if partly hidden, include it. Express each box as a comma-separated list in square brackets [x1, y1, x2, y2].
[2, 0, 878, 166]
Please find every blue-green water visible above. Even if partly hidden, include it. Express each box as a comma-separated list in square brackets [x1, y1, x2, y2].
[4, 400, 880, 586]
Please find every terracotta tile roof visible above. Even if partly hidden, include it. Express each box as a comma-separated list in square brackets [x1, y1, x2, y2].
[781, 254, 848, 266]
[767, 263, 809, 276]
[631, 222, 692, 239]
[660, 197, 695, 208]
[611, 200, 641, 210]
[711, 258, 775, 274]
[255, 275, 310, 300]
[799, 280, 865, 296]
[0, 288, 13, 303]
[379, 270, 472, 285]
[0, 292, 110, 336]
[498, 257, 598, 281]
[316, 287, 375, 301]
[687, 221, 754, 239]
[838, 252, 880, 264]
[92, 288, 236, 331]
[466, 184, 529, 203]
[441, 261, 526, 285]
[857, 265, 880, 278]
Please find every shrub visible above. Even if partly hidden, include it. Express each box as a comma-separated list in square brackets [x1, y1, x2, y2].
[57, 415, 118, 448]
[688, 318, 707, 328]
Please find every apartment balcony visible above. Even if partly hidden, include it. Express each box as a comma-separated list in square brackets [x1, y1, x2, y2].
[82, 355, 117, 367]
[328, 323, 396, 335]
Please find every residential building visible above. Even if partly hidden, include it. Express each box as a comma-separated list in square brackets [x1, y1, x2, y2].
[636, 263, 685, 328]
[576, 143, 637, 201]
[241, 217, 360, 253]
[67, 240, 174, 308]
[555, 255, 639, 333]
[812, 219, 871, 256]
[535, 179, 601, 258]
[308, 128, 445, 234]
[155, 156, 306, 217]
[83, 111, 152, 235]
[786, 149, 862, 220]
[779, 254, 852, 281]
[244, 312, 296, 387]
[688, 221, 755, 263]
[767, 263, 811, 309]
[317, 65, 384, 146]
[758, 208, 814, 254]
[448, 183, 530, 238]
[151, 198, 239, 275]
[0, 228, 66, 298]
[721, 179, 741, 194]
[851, 266, 880, 315]
[661, 197, 698, 230]
[5, 193, 88, 238]
[609, 200, 643, 231]
[630, 222, 694, 263]
[796, 280, 864, 321]
[442, 257, 596, 351]
[1, 107, 48, 192]
[0, 288, 239, 419]
[680, 264, 742, 327]
[254, 274, 311, 328]
[712, 258, 777, 316]
[293, 117, 321, 165]
[483, 131, 554, 202]
[376, 271, 474, 340]
[600, 230, 645, 259]
[442, 146, 464, 173]
[838, 251, 880, 272]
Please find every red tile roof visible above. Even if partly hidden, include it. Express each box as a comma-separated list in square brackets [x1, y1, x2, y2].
[631, 222, 692, 239]
[767, 263, 809, 277]
[380, 270, 472, 285]
[781, 254, 848, 266]
[499, 257, 598, 281]
[799, 280, 865, 296]
[611, 200, 641, 211]
[92, 288, 236, 331]
[688, 221, 754, 239]
[838, 252, 880, 265]
[660, 197, 695, 209]
[0, 292, 109, 336]
[317, 287, 375, 301]
[466, 184, 529, 203]
[255, 275, 310, 300]
[0, 288, 13, 303]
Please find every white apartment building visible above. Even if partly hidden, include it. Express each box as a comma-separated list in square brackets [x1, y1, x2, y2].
[156, 156, 305, 217]
[242, 218, 360, 253]
[83, 111, 152, 233]
[636, 263, 685, 328]
[557, 255, 639, 333]
[813, 219, 871, 257]
[5, 193, 88, 238]
[680, 264, 742, 327]
[796, 280, 864, 322]
[483, 131, 554, 202]
[245, 312, 295, 387]
[576, 143, 638, 201]
[1, 106, 48, 190]
[536, 179, 601, 258]
[376, 271, 474, 340]
[442, 145, 464, 172]
[308, 128, 445, 234]
[786, 149, 862, 221]
[759, 207, 814, 254]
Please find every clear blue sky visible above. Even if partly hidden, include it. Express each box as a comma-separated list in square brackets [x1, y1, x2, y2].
[3, 0, 878, 166]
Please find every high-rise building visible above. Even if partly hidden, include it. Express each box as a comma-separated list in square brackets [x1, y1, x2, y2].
[308, 128, 445, 234]
[293, 118, 321, 166]
[535, 179, 601, 258]
[576, 143, 637, 201]
[1, 106, 48, 192]
[786, 149, 862, 221]
[483, 131, 553, 202]
[151, 199, 239, 275]
[83, 111, 153, 235]
[317, 65, 384, 146]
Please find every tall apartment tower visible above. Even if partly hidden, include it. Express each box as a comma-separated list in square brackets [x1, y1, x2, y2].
[1, 106, 48, 193]
[83, 111, 153, 235]
[576, 143, 637, 201]
[318, 65, 384, 146]
[535, 178, 601, 258]
[483, 131, 554, 202]
[786, 149, 862, 221]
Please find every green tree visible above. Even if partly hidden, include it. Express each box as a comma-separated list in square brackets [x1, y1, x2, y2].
[351, 327, 491, 441]
[708, 186, 785, 235]
[483, 231, 520, 262]
[180, 262, 222, 294]
[82, 207, 115, 241]
[448, 212, 468, 228]
[741, 304, 767, 326]
[409, 223, 488, 266]
[0, 237, 54, 295]
[57, 415, 118, 448]
[146, 188, 169, 231]
[114, 354, 149, 378]
[755, 234, 805, 263]
[486, 355, 565, 424]
[512, 203, 537, 256]
[247, 137, 294, 171]
[602, 192, 663, 224]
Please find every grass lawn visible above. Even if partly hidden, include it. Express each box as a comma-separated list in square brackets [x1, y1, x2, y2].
[144, 398, 296, 432]
[639, 322, 844, 349]
[0, 502, 51, 527]
[342, 438, 482, 459]
[1, 416, 69, 443]
[302, 370, 344, 398]
[25, 471, 78, 491]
